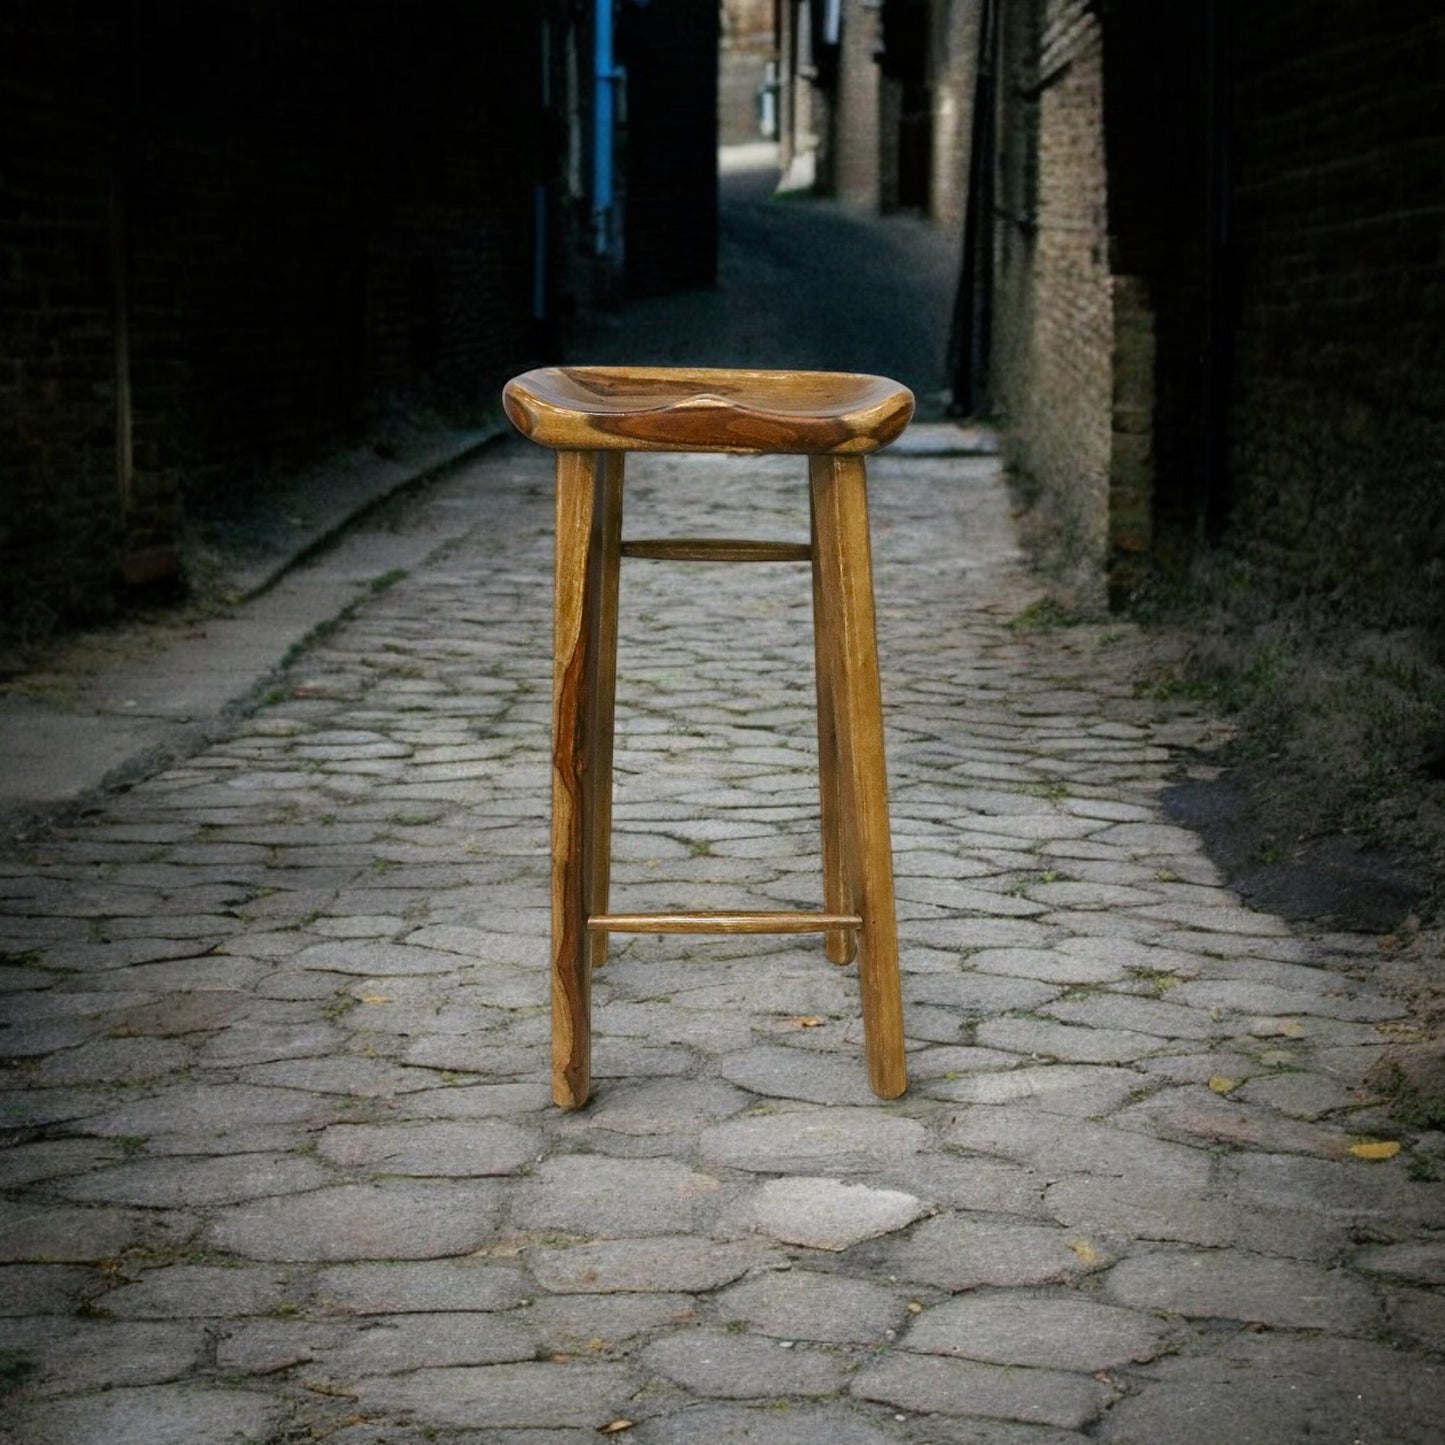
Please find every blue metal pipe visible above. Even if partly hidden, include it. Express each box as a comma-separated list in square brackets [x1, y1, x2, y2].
[593, 0, 615, 257]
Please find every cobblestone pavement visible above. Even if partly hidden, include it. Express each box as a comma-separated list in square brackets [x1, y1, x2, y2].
[3, 424, 1444, 1445]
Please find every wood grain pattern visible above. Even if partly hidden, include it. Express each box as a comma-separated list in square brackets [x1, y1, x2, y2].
[620, 538, 812, 563]
[810, 486, 856, 967]
[518, 366, 909, 1106]
[504, 366, 914, 456]
[810, 453, 907, 1099]
[584, 454, 625, 973]
[551, 449, 599, 1108]
[589, 911, 863, 935]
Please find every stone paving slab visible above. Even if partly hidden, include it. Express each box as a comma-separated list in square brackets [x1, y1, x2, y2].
[1, 434, 1441, 1443]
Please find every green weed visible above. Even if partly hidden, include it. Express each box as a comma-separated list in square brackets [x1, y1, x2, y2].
[1127, 968, 1182, 996]
[0, 1349, 36, 1396]
[1010, 597, 1086, 632]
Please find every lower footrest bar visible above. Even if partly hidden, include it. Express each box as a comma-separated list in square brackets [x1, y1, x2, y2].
[589, 910, 862, 935]
[620, 539, 812, 563]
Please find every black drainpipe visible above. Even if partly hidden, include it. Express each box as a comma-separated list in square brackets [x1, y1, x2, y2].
[1200, 0, 1233, 541]
[948, 0, 999, 416]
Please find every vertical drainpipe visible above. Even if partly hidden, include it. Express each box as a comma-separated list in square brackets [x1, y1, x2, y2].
[949, 0, 998, 415]
[110, 7, 139, 585]
[1201, 0, 1232, 542]
[593, 0, 617, 260]
[110, 170, 132, 532]
[534, 17, 550, 326]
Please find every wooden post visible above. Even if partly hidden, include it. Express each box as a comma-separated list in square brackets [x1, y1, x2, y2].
[809, 454, 906, 1099]
[811, 485, 856, 965]
[585, 453, 625, 970]
[551, 449, 602, 1107]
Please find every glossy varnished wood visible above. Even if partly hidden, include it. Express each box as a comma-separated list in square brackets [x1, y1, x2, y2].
[810, 453, 907, 1099]
[590, 911, 863, 935]
[584, 455, 625, 974]
[811, 486, 856, 967]
[620, 538, 813, 563]
[550, 450, 598, 1107]
[512, 365, 910, 1108]
[504, 366, 914, 455]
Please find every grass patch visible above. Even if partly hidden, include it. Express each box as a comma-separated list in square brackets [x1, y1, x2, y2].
[0, 1349, 36, 1397]
[1004, 871, 1062, 894]
[1127, 968, 1183, 996]
[1131, 549, 1445, 914]
[323, 994, 360, 1023]
[1010, 597, 1088, 632]
[1010, 780, 1069, 800]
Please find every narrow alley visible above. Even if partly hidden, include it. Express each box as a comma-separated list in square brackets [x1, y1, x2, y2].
[571, 148, 960, 408]
[2, 154, 1443, 1444]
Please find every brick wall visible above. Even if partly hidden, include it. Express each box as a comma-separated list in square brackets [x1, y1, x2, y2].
[1098, 2, 1213, 575]
[991, 0, 1116, 602]
[985, 0, 1444, 617]
[1096, 0, 1211, 595]
[1225, 1, 1445, 627]
[1107, 273, 1155, 571]
[130, 2, 544, 467]
[1, 1, 546, 647]
[1, 3, 139, 637]
[984, 0, 1225, 603]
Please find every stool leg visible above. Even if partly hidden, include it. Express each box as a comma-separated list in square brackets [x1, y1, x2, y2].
[810, 486, 856, 966]
[552, 448, 613, 1108]
[585, 454, 625, 971]
[809, 454, 907, 1100]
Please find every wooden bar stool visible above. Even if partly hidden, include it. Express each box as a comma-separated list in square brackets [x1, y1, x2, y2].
[502, 366, 912, 1108]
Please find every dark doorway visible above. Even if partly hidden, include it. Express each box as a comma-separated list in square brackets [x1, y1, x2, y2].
[883, 0, 932, 212]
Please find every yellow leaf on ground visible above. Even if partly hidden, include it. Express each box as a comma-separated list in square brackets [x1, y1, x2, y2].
[358, 994, 391, 1004]
[599, 1421, 635, 1435]
[1067, 1239, 1102, 1265]
[786, 1016, 826, 1028]
[1375, 1021, 1425, 1040]
[1349, 1139, 1402, 1161]
[1207, 1076, 1238, 1094]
